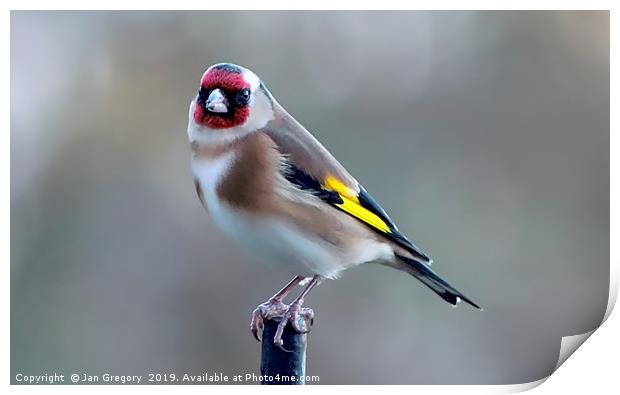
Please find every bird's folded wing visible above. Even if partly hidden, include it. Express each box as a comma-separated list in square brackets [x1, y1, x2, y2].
[263, 109, 431, 263]
[282, 163, 432, 263]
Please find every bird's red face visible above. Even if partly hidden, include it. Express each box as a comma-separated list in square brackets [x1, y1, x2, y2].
[193, 64, 252, 129]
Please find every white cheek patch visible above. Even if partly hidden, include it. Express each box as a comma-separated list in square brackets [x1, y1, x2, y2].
[244, 89, 274, 131]
[241, 68, 261, 91]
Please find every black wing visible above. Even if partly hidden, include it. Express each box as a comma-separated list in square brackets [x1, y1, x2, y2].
[282, 163, 432, 263]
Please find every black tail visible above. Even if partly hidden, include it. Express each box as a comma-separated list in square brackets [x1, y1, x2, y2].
[397, 255, 482, 310]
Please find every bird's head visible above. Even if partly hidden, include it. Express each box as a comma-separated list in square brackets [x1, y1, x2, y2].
[188, 63, 275, 144]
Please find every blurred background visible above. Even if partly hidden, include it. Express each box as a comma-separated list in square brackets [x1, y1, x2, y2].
[11, 11, 609, 384]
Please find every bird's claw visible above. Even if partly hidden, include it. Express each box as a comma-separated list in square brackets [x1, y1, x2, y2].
[250, 314, 263, 342]
[273, 302, 314, 352]
[250, 298, 288, 343]
[251, 300, 314, 350]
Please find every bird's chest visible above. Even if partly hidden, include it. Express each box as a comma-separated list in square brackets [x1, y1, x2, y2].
[191, 152, 240, 232]
[190, 153, 341, 277]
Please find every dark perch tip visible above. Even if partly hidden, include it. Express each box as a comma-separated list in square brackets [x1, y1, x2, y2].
[259, 318, 309, 385]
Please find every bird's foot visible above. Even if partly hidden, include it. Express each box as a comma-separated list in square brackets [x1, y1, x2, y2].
[251, 275, 321, 350]
[250, 298, 288, 342]
[272, 302, 314, 352]
[250, 299, 315, 351]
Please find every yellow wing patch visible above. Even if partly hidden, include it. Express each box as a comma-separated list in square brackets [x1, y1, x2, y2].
[323, 175, 391, 234]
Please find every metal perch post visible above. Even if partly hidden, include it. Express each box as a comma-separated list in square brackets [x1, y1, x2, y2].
[260, 318, 309, 385]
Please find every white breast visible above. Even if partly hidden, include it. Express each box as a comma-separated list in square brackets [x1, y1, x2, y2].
[191, 154, 347, 279]
[191, 152, 234, 200]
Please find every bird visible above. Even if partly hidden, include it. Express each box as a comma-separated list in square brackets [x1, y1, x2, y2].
[187, 62, 481, 350]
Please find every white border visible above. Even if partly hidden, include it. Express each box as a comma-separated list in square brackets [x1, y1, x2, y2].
[4, 1, 616, 394]
[1, 0, 616, 10]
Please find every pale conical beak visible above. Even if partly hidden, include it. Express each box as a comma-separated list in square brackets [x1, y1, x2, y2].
[205, 89, 228, 113]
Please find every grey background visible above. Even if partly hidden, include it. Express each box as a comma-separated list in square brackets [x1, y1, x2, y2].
[11, 11, 609, 384]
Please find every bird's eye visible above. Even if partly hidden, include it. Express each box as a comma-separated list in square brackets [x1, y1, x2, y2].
[236, 88, 251, 107]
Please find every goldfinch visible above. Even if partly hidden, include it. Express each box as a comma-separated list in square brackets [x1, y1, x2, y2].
[187, 63, 481, 349]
